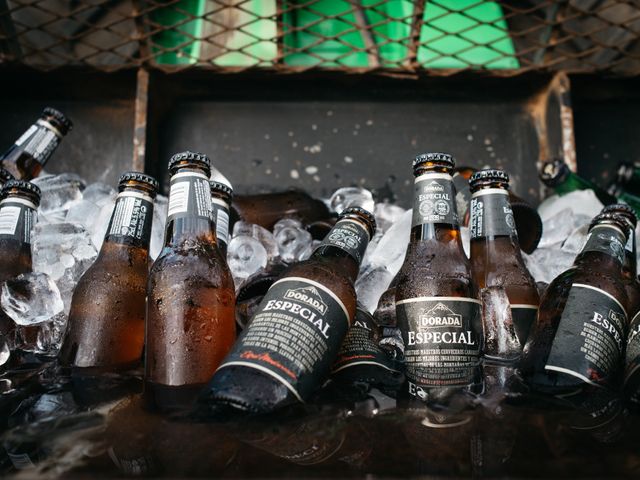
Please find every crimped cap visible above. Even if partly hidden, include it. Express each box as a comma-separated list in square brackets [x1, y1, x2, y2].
[340, 206, 376, 237]
[2, 179, 41, 205]
[168, 151, 211, 175]
[469, 169, 509, 188]
[413, 152, 455, 170]
[0, 168, 14, 185]
[602, 203, 637, 228]
[539, 159, 568, 186]
[42, 107, 73, 134]
[209, 181, 233, 197]
[119, 171, 159, 194]
[589, 212, 630, 238]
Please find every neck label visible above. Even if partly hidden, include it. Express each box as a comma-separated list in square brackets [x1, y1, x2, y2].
[545, 283, 626, 388]
[106, 191, 154, 247]
[470, 189, 516, 239]
[581, 225, 626, 265]
[0, 198, 36, 244]
[211, 198, 230, 248]
[396, 296, 481, 392]
[217, 277, 351, 401]
[167, 172, 212, 221]
[625, 311, 640, 404]
[412, 173, 458, 227]
[15, 121, 61, 166]
[315, 218, 370, 263]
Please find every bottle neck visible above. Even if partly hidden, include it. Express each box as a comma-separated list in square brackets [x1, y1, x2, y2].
[555, 170, 616, 204]
[102, 189, 154, 252]
[312, 217, 371, 284]
[0, 196, 37, 246]
[574, 224, 626, 274]
[164, 170, 217, 247]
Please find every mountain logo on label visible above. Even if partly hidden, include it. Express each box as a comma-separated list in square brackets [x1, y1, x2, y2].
[418, 302, 462, 330]
[424, 181, 445, 193]
[284, 286, 329, 315]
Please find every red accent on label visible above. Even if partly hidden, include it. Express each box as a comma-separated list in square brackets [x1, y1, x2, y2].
[241, 351, 298, 380]
[337, 354, 376, 363]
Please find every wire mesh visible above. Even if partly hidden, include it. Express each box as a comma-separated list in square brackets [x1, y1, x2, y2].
[0, 0, 639, 75]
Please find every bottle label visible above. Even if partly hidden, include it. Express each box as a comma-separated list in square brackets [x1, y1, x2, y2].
[211, 198, 230, 248]
[545, 283, 626, 387]
[0, 198, 36, 244]
[332, 309, 398, 374]
[167, 171, 212, 221]
[16, 120, 61, 165]
[412, 173, 458, 227]
[396, 296, 481, 388]
[511, 305, 538, 346]
[217, 277, 351, 400]
[581, 225, 626, 265]
[105, 191, 154, 247]
[315, 218, 370, 263]
[624, 311, 640, 400]
[469, 189, 517, 239]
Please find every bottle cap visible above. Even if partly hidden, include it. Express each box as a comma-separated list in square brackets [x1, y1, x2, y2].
[469, 169, 509, 188]
[602, 203, 637, 229]
[589, 212, 630, 238]
[168, 151, 211, 176]
[413, 152, 455, 170]
[539, 159, 569, 187]
[1, 179, 41, 205]
[209, 181, 233, 198]
[42, 107, 73, 134]
[340, 206, 376, 237]
[119, 171, 159, 195]
[0, 168, 14, 186]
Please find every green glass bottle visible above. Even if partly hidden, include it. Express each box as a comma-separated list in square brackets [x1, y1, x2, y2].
[539, 159, 617, 205]
[612, 162, 640, 198]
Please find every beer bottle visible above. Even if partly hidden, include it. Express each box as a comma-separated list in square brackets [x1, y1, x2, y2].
[203, 206, 376, 414]
[395, 152, 482, 404]
[0, 108, 72, 180]
[145, 151, 235, 411]
[209, 181, 232, 256]
[520, 212, 629, 394]
[60, 172, 158, 372]
[611, 162, 640, 197]
[0, 180, 40, 338]
[539, 158, 617, 206]
[469, 169, 539, 349]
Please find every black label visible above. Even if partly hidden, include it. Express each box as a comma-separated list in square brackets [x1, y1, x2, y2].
[545, 283, 626, 387]
[0, 199, 36, 244]
[167, 172, 212, 221]
[396, 297, 481, 389]
[217, 277, 351, 401]
[16, 120, 61, 165]
[105, 192, 154, 247]
[469, 189, 516, 239]
[412, 173, 458, 227]
[581, 225, 626, 265]
[316, 219, 370, 263]
[511, 305, 538, 346]
[625, 311, 640, 404]
[332, 309, 398, 374]
[211, 198, 230, 248]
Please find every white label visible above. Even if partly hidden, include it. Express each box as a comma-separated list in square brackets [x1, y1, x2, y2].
[167, 181, 190, 217]
[216, 208, 230, 244]
[109, 197, 136, 236]
[0, 206, 21, 235]
[15, 125, 37, 147]
[34, 130, 56, 156]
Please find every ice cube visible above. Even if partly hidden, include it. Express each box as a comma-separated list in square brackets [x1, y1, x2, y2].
[29, 392, 78, 421]
[32, 223, 98, 312]
[538, 208, 590, 249]
[481, 287, 521, 362]
[274, 222, 313, 264]
[374, 203, 406, 234]
[561, 224, 590, 254]
[329, 187, 375, 214]
[150, 195, 168, 260]
[537, 190, 603, 222]
[523, 248, 575, 284]
[0, 335, 9, 366]
[355, 266, 394, 313]
[273, 217, 303, 235]
[227, 235, 268, 285]
[89, 202, 117, 251]
[234, 222, 279, 264]
[367, 209, 411, 274]
[32, 173, 85, 214]
[1, 272, 64, 326]
[65, 199, 99, 231]
[82, 182, 116, 206]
